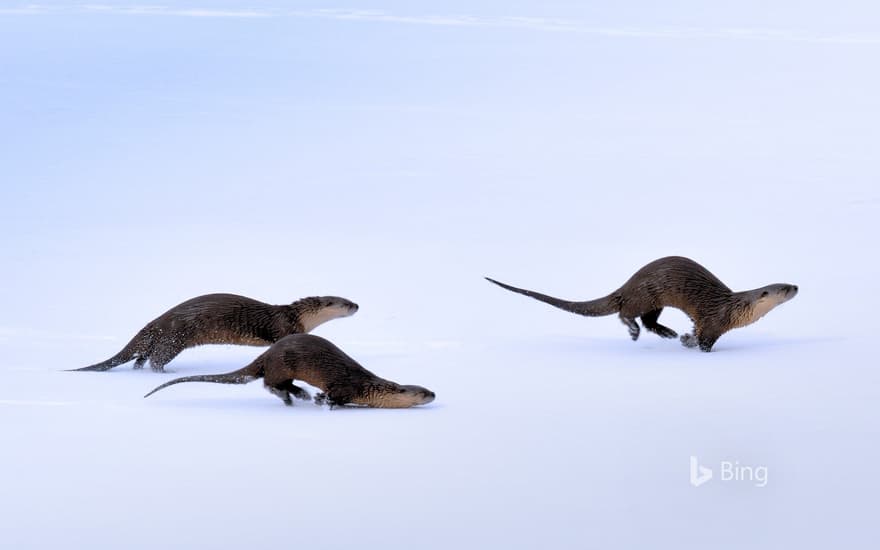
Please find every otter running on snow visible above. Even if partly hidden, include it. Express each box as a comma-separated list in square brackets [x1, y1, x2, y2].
[70, 294, 358, 372]
[144, 334, 435, 408]
[486, 256, 798, 352]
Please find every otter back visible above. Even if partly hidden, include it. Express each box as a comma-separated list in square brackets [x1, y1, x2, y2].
[487, 256, 798, 352]
[70, 293, 358, 372]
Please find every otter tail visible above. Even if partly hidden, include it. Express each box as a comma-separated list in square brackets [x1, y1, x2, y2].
[144, 363, 262, 398]
[67, 332, 148, 372]
[485, 277, 620, 317]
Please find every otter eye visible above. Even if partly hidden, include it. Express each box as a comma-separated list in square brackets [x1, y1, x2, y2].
[761, 291, 769, 298]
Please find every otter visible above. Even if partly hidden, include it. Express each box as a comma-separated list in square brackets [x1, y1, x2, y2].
[70, 294, 359, 372]
[486, 256, 798, 352]
[143, 334, 435, 408]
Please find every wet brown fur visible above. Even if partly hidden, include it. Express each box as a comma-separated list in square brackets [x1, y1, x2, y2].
[487, 256, 798, 352]
[143, 334, 436, 408]
[70, 294, 358, 372]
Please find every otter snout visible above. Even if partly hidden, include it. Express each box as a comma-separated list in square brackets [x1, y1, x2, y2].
[421, 389, 436, 404]
[338, 300, 358, 316]
[761, 283, 798, 303]
[400, 384, 435, 406]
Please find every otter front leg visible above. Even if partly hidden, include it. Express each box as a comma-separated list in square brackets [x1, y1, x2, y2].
[314, 393, 340, 409]
[680, 327, 720, 352]
[620, 316, 640, 341]
[697, 333, 720, 352]
[641, 309, 678, 339]
[314, 387, 353, 409]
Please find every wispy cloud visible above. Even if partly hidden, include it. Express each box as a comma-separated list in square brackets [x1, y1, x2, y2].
[2, 4, 879, 45]
[81, 4, 270, 18]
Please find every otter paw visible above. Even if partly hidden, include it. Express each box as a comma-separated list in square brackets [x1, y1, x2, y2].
[313, 393, 341, 409]
[267, 387, 293, 405]
[680, 334, 698, 348]
[289, 387, 312, 402]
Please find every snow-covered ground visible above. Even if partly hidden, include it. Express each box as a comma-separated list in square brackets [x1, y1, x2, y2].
[2, 3, 878, 549]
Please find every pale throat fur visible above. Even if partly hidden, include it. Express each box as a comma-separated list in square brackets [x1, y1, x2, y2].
[298, 305, 354, 333]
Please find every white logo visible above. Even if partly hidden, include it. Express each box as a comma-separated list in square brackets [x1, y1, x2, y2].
[690, 456, 769, 488]
[689, 456, 713, 487]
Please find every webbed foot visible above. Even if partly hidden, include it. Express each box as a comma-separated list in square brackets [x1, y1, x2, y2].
[680, 333, 698, 348]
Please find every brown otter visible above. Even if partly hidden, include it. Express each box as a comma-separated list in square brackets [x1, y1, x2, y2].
[486, 256, 798, 352]
[70, 294, 359, 372]
[143, 333, 436, 408]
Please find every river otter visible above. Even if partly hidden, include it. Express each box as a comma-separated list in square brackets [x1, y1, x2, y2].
[486, 256, 798, 352]
[70, 294, 359, 372]
[143, 334, 435, 408]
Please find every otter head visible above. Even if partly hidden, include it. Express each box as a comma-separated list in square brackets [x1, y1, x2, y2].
[294, 296, 359, 333]
[361, 383, 436, 409]
[735, 283, 798, 328]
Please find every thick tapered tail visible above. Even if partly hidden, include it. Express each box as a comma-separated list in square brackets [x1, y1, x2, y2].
[485, 277, 620, 317]
[144, 367, 260, 398]
[67, 341, 140, 372]
[68, 326, 156, 372]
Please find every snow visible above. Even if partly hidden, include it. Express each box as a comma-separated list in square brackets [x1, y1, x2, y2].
[1, 3, 879, 549]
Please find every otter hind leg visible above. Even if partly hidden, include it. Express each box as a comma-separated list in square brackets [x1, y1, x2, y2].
[620, 316, 640, 341]
[641, 309, 678, 339]
[278, 380, 311, 402]
[266, 385, 293, 406]
[148, 342, 186, 372]
[133, 356, 148, 370]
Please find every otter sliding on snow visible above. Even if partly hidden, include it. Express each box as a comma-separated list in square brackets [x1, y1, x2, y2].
[70, 294, 358, 372]
[486, 256, 797, 352]
[144, 334, 435, 408]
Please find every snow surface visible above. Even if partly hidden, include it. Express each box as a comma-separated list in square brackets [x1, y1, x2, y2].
[2, 3, 879, 549]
